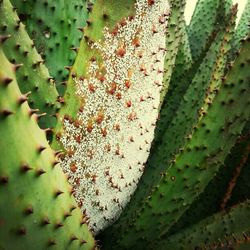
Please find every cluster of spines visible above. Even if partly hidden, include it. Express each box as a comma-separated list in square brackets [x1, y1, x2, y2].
[155, 18, 192, 139]
[187, 0, 232, 64]
[155, 0, 233, 146]
[158, 199, 250, 250]
[121, 34, 247, 250]
[0, 35, 95, 250]
[106, 2, 237, 239]
[165, 2, 250, 236]
[0, 0, 60, 129]
[166, 127, 250, 236]
[219, 123, 250, 211]
[100, 11, 250, 250]
[11, 0, 92, 95]
[51, 0, 138, 135]
[159, 0, 187, 102]
[55, 0, 170, 233]
[99, 0, 188, 229]
[229, 0, 250, 60]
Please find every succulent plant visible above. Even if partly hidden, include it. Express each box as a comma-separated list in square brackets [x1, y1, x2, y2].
[0, 0, 249, 249]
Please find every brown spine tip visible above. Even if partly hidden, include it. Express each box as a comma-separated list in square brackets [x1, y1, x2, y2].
[70, 47, 79, 53]
[87, 2, 93, 12]
[77, 27, 84, 32]
[21, 163, 32, 172]
[55, 189, 64, 197]
[2, 77, 13, 86]
[17, 226, 26, 235]
[54, 150, 63, 157]
[80, 216, 87, 225]
[47, 77, 54, 83]
[70, 235, 78, 241]
[64, 66, 72, 71]
[36, 168, 46, 176]
[59, 81, 67, 87]
[55, 222, 63, 229]
[70, 205, 76, 211]
[57, 96, 65, 104]
[64, 211, 71, 219]
[37, 145, 46, 153]
[69, 186, 74, 195]
[29, 108, 39, 116]
[0, 175, 9, 184]
[41, 217, 50, 225]
[24, 205, 34, 215]
[35, 112, 47, 121]
[13, 63, 23, 71]
[23, 51, 29, 57]
[11, 43, 20, 51]
[0, 34, 11, 44]
[48, 239, 56, 246]
[116, 47, 126, 57]
[103, 13, 109, 20]
[52, 160, 60, 167]
[80, 239, 87, 245]
[147, 0, 155, 5]
[18, 93, 30, 104]
[43, 128, 53, 136]
[86, 20, 92, 26]
[1, 109, 14, 117]
[84, 35, 89, 42]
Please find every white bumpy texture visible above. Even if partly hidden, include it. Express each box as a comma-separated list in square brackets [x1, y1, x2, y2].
[60, 0, 170, 233]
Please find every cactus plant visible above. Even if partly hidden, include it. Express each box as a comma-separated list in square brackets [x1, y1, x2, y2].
[53, 0, 171, 234]
[10, 0, 93, 95]
[0, 37, 95, 249]
[100, 6, 250, 249]
[156, 199, 250, 250]
[0, 0, 60, 129]
[110, 3, 237, 234]
[0, 0, 249, 249]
